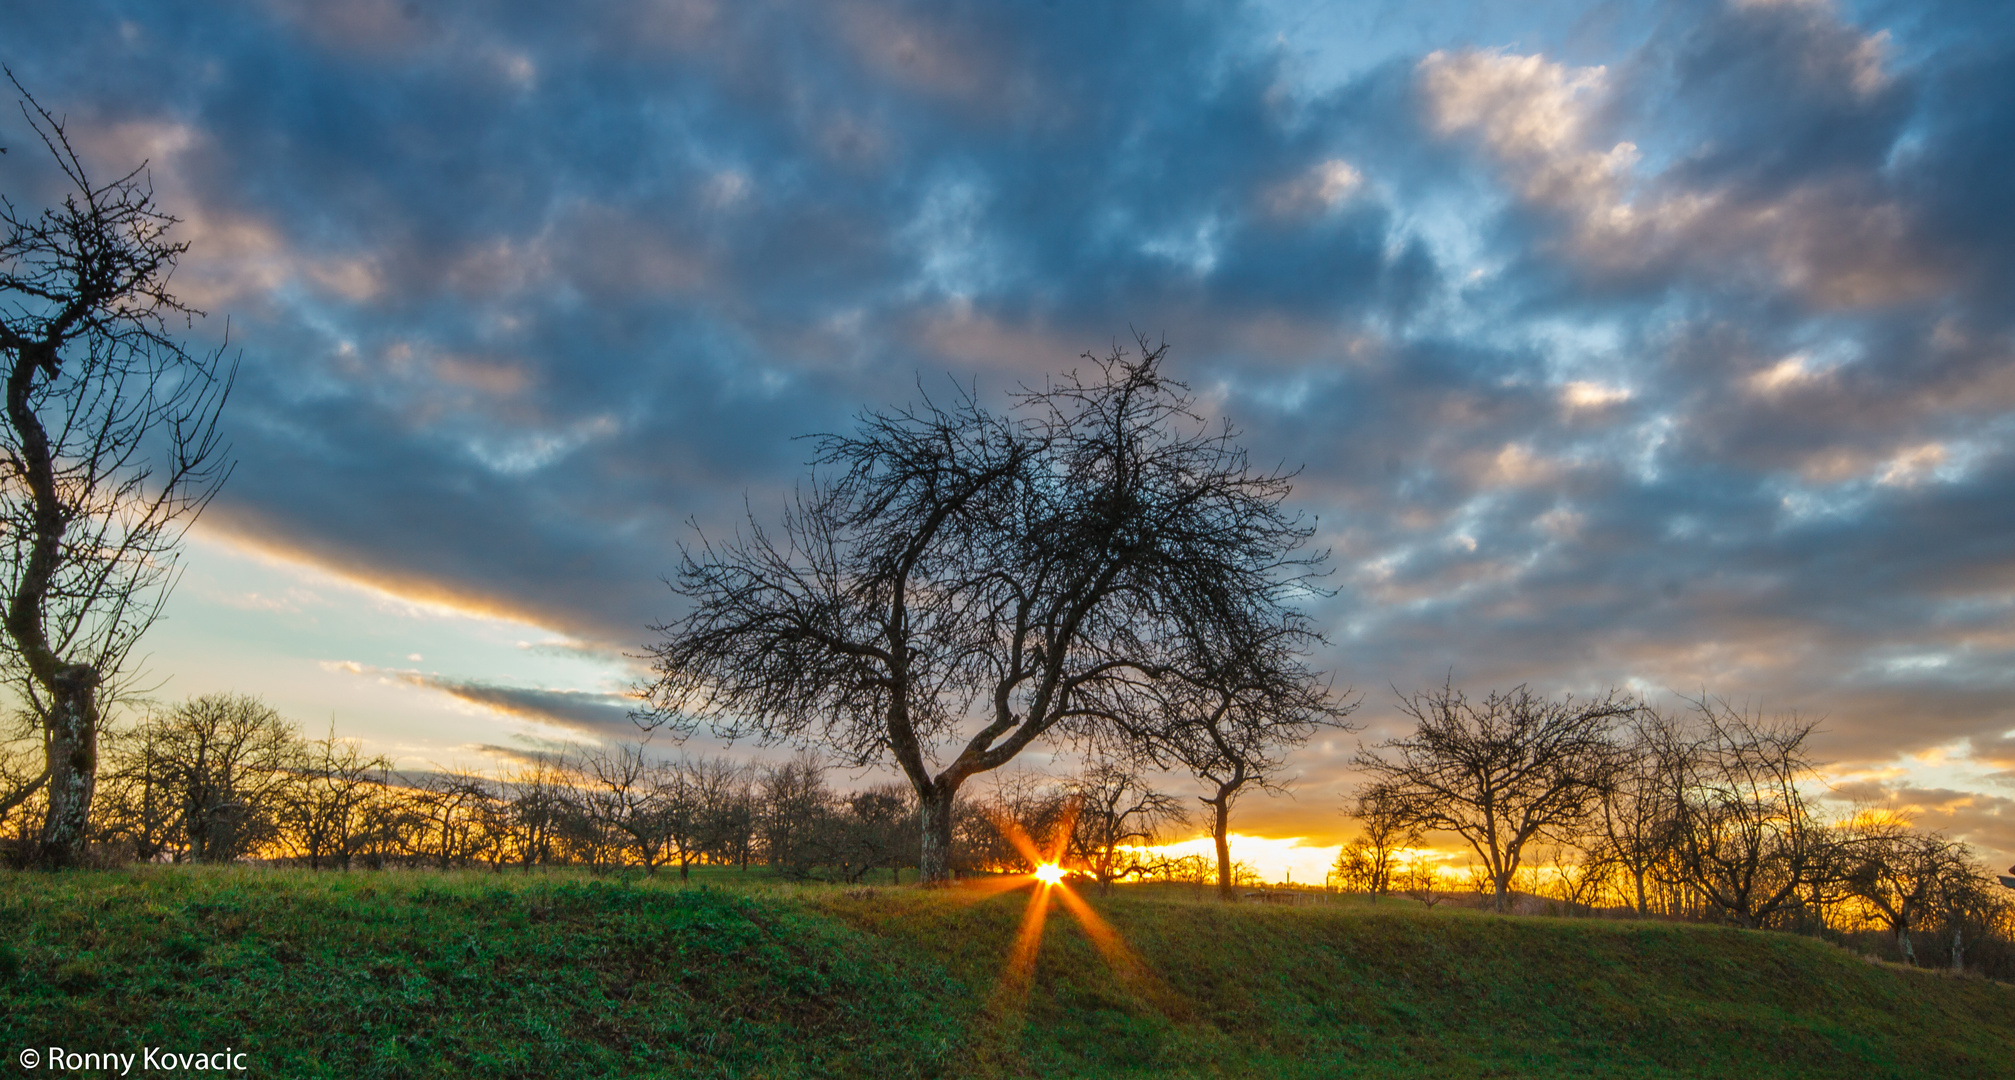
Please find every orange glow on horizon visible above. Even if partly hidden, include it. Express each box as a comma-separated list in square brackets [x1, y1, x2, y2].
[1032, 862, 1066, 885]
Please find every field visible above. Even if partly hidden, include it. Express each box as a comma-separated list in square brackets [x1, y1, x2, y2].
[3, 867, 2012, 1079]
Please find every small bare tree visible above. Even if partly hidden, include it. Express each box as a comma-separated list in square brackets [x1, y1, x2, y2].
[580, 743, 675, 874]
[412, 770, 497, 869]
[1333, 786, 1416, 901]
[759, 752, 834, 879]
[687, 755, 755, 871]
[1665, 700, 1838, 928]
[1355, 684, 1635, 913]
[833, 782, 915, 884]
[0, 79, 233, 865]
[1842, 818, 1974, 965]
[1591, 709, 1689, 916]
[1063, 761, 1188, 892]
[1399, 858, 1450, 908]
[277, 726, 392, 870]
[1146, 630, 1353, 901]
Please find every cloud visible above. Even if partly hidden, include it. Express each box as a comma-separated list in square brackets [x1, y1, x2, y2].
[321, 661, 643, 737]
[9, 0, 2015, 867]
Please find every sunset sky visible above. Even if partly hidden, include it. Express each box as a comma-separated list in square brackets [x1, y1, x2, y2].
[5, 0, 2012, 874]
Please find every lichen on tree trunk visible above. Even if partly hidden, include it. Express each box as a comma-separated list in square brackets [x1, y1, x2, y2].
[918, 785, 957, 885]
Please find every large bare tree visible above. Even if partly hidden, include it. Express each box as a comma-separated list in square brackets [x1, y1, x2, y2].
[0, 81, 233, 865]
[640, 339, 1328, 883]
[1355, 684, 1636, 913]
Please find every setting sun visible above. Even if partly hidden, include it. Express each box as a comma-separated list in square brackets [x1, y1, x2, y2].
[1032, 863, 1066, 885]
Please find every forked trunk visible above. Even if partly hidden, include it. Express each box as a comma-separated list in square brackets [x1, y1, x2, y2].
[38, 665, 101, 867]
[919, 784, 957, 885]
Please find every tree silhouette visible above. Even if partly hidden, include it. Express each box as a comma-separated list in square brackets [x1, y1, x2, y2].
[640, 338, 1331, 883]
[0, 77, 233, 865]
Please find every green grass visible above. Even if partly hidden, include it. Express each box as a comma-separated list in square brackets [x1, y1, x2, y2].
[2, 867, 2012, 1079]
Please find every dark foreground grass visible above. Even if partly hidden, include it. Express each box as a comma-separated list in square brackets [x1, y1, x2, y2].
[3, 868, 2012, 1079]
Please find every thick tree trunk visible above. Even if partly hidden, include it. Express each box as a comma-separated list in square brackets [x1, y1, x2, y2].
[38, 665, 101, 867]
[918, 784, 957, 885]
[1212, 797, 1233, 902]
[1895, 922, 1916, 965]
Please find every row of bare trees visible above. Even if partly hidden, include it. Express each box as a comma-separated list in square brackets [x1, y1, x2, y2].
[1342, 684, 2013, 974]
[15, 692, 1207, 884]
[0, 693, 938, 878]
[2, 688, 1231, 889]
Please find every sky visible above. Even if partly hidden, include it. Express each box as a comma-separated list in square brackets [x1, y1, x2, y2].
[4, 0, 2014, 873]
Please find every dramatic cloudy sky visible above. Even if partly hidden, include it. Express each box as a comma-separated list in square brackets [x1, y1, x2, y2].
[5, 0, 2013, 866]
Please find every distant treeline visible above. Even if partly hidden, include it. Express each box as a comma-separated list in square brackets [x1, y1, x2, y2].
[1, 694, 1210, 888]
[1337, 686, 2015, 978]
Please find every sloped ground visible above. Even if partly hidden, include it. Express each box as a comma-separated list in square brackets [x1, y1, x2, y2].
[2, 868, 2010, 1079]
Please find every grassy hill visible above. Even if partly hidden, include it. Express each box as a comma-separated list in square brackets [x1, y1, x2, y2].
[2, 867, 2011, 1079]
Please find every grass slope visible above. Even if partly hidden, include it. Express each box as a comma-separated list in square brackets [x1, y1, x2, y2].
[3, 868, 2012, 1079]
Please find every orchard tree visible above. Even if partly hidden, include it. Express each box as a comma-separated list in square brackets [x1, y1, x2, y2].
[0, 79, 233, 865]
[1355, 684, 1636, 913]
[1665, 700, 1838, 928]
[1145, 628, 1353, 900]
[1063, 760, 1188, 893]
[640, 338, 1332, 883]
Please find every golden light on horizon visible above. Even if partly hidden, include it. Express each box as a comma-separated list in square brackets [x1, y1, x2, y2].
[1032, 862, 1066, 885]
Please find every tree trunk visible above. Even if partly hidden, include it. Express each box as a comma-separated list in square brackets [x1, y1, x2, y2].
[38, 666, 101, 867]
[1895, 922, 1916, 965]
[918, 784, 957, 885]
[1633, 868, 1648, 917]
[1212, 797, 1233, 902]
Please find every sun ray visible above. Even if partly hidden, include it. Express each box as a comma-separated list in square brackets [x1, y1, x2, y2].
[1048, 881, 1183, 1015]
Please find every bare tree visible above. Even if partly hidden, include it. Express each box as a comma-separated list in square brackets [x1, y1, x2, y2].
[276, 725, 392, 870]
[1355, 684, 1635, 913]
[135, 694, 297, 862]
[1399, 858, 1450, 908]
[1144, 627, 1353, 900]
[954, 770, 1072, 874]
[758, 752, 833, 879]
[641, 339, 1328, 883]
[1665, 700, 1838, 929]
[0, 79, 233, 864]
[832, 782, 916, 884]
[1333, 786, 1416, 902]
[687, 755, 754, 871]
[91, 716, 178, 861]
[1063, 761, 1188, 892]
[1842, 818, 1975, 965]
[580, 743, 675, 874]
[1590, 708, 1688, 916]
[497, 755, 570, 870]
[411, 770, 497, 870]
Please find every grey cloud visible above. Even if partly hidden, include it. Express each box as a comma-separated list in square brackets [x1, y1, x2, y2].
[391, 670, 642, 737]
[10, 0, 2015, 866]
